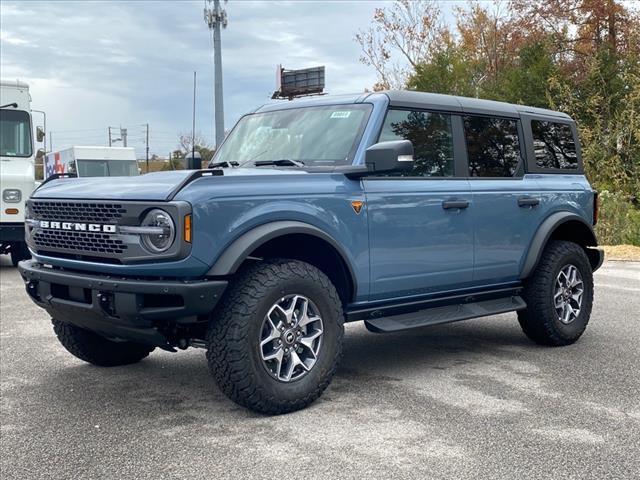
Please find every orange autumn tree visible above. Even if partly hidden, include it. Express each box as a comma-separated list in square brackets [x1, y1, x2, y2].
[355, 0, 640, 200]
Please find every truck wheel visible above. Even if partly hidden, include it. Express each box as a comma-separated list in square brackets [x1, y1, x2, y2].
[518, 240, 594, 346]
[10, 242, 30, 267]
[207, 259, 344, 414]
[52, 319, 154, 366]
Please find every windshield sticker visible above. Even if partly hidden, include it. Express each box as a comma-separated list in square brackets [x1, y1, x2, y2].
[330, 111, 351, 119]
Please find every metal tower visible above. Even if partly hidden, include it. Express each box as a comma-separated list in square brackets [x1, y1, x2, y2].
[204, 0, 228, 148]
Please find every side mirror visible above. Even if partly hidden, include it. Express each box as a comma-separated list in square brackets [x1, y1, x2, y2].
[185, 151, 202, 170]
[36, 126, 45, 143]
[364, 140, 414, 174]
[35, 148, 46, 160]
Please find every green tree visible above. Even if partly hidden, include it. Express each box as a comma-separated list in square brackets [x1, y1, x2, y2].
[408, 43, 476, 97]
[492, 41, 558, 108]
[357, 0, 640, 243]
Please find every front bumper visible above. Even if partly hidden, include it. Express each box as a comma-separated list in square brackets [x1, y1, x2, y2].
[18, 260, 227, 348]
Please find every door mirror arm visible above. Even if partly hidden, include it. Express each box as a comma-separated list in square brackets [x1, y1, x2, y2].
[344, 140, 414, 179]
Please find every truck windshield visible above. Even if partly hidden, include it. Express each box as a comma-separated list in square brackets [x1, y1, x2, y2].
[0, 109, 32, 157]
[76, 159, 139, 177]
[214, 104, 372, 167]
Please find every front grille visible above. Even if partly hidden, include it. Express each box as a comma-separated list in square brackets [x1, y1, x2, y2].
[28, 199, 132, 261]
[33, 229, 128, 255]
[30, 201, 127, 223]
[26, 199, 186, 263]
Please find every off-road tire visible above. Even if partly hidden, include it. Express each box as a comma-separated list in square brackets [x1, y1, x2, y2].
[52, 319, 154, 366]
[518, 240, 594, 346]
[207, 259, 344, 414]
[10, 242, 30, 267]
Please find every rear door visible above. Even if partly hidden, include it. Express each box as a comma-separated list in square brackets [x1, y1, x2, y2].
[365, 109, 474, 301]
[463, 115, 546, 284]
[520, 114, 591, 240]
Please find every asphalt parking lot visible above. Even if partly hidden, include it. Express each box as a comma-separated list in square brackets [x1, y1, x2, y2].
[1, 258, 639, 480]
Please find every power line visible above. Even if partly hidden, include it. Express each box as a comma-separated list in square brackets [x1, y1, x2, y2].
[49, 127, 108, 134]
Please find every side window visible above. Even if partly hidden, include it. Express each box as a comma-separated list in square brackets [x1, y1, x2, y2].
[531, 120, 578, 170]
[464, 116, 521, 177]
[379, 109, 454, 177]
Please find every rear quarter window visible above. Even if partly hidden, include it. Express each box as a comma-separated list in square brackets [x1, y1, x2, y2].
[531, 120, 578, 170]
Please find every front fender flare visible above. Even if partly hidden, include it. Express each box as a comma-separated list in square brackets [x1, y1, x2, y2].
[207, 221, 357, 284]
[520, 212, 598, 279]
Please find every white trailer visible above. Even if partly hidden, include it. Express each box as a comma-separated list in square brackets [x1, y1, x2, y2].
[44, 146, 139, 180]
[0, 79, 38, 265]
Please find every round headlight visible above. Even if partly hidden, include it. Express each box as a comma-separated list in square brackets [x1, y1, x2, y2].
[140, 209, 175, 253]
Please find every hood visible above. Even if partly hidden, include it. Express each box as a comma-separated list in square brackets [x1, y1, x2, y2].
[31, 168, 308, 201]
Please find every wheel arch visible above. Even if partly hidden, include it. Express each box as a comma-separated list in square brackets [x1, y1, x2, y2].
[207, 221, 357, 303]
[520, 212, 601, 279]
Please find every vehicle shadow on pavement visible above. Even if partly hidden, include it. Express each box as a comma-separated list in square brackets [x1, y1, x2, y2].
[30, 315, 534, 419]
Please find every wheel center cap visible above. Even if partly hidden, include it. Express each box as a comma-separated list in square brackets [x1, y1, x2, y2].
[283, 330, 296, 345]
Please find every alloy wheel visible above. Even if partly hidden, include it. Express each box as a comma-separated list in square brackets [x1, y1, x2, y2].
[259, 294, 324, 382]
[554, 264, 584, 325]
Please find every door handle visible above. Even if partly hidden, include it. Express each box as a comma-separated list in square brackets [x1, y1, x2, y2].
[518, 196, 540, 207]
[442, 199, 470, 210]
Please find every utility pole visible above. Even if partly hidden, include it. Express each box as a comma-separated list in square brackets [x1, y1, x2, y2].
[145, 123, 150, 173]
[192, 71, 197, 161]
[108, 127, 112, 147]
[204, 0, 228, 147]
[121, 127, 128, 147]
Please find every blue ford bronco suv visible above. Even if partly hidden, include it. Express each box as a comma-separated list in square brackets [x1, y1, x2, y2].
[19, 91, 603, 414]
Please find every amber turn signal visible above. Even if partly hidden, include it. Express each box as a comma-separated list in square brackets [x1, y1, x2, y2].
[184, 214, 192, 243]
[5, 208, 19, 215]
[351, 200, 364, 214]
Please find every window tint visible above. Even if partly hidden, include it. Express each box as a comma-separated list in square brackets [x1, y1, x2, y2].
[379, 109, 454, 177]
[215, 105, 372, 167]
[531, 120, 577, 170]
[464, 116, 521, 177]
[76, 160, 139, 177]
[0, 109, 32, 157]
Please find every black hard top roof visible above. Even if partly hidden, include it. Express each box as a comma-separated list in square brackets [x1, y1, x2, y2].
[380, 90, 572, 120]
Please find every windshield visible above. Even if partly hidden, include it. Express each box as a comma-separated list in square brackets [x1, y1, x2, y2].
[0, 109, 32, 158]
[76, 159, 139, 177]
[214, 104, 372, 167]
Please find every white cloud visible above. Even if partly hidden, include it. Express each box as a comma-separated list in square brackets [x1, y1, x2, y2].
[0, 30, 30, 46]
[0, 0, 388, 155]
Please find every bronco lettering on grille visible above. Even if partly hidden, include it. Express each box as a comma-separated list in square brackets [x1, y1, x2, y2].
[38, 220, 116, 233]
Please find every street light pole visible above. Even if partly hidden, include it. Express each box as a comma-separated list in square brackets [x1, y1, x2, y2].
[204, 0, 227, 148]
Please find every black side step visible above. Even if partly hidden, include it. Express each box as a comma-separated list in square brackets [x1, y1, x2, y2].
[364, 296, 526, 333]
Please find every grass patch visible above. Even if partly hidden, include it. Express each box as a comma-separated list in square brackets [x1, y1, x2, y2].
[601, 245, 640, 261]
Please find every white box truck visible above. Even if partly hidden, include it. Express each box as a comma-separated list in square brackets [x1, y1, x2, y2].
[0, 80, 38, 266]
[44, 146, 139, 180]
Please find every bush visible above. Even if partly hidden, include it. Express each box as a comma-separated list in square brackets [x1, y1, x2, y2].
[596, 190, 640, 246]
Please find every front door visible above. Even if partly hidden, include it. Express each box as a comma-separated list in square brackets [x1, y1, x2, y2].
[365, 109, 474, 302]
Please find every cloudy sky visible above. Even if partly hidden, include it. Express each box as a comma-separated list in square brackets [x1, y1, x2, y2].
[0, 0, 461, 157]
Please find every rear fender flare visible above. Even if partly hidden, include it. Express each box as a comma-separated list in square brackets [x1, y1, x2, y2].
[520, 212, 598, 279]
